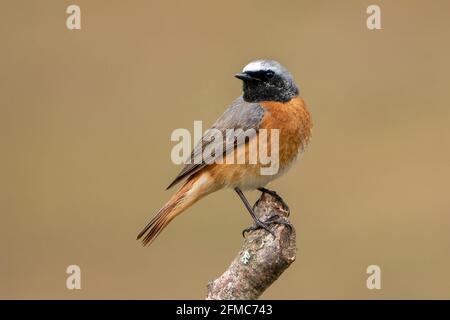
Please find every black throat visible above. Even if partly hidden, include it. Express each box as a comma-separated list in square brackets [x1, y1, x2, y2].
[242, 80, 299, 103]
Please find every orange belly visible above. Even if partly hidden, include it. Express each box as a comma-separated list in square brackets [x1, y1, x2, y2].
[202, 96, 312, 190]
[259, 96, 312, 170]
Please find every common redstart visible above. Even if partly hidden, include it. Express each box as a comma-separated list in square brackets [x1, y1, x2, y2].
[137, 60, 312, 246]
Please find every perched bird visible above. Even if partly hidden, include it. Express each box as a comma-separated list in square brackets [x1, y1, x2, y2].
[137, 59, 312, 246]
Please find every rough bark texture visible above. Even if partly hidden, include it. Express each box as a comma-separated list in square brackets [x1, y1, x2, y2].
[206, 192, 297, 300]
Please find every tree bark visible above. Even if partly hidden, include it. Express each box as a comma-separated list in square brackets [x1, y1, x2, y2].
[206, 192, 297, 300]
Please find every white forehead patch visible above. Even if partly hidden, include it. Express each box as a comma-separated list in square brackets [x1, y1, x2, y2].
[243, 61, 271, 72]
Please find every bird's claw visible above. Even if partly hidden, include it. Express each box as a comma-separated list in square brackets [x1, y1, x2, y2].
[265, 214, 293, 232]
[242, 220, 274, 237]
[242, 215, 292, 238]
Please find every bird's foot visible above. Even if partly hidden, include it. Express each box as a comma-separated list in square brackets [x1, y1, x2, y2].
[242, 214, 292, 238]
[257, 188, 291, 215]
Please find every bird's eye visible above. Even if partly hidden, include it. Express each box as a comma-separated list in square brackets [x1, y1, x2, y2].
[265, 70, 275, 79]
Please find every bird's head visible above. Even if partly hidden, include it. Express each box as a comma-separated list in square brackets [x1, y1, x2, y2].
[235, 59, 299, 103]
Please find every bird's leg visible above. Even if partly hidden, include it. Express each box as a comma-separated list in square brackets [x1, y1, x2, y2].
[234, 187, 275, 237]
[257, 187, 290, 215]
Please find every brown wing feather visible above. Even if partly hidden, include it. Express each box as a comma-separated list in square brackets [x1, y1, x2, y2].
[166, 96, 265, 189]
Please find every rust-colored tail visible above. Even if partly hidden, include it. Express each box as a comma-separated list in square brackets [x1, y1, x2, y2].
[137, 174, 211, 246]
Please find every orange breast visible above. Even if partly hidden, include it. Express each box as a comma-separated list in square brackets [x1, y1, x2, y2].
[197, 96, 312, 189]
[259, 96, 312, 169]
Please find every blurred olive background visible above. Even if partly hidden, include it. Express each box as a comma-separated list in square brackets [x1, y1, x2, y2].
[1, 0, 450, 299]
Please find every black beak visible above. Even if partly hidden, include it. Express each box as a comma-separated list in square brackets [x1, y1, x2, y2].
[234, 72, 260, 81]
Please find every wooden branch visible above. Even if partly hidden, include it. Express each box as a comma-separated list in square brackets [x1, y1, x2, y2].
[206, 192, 297, 300]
